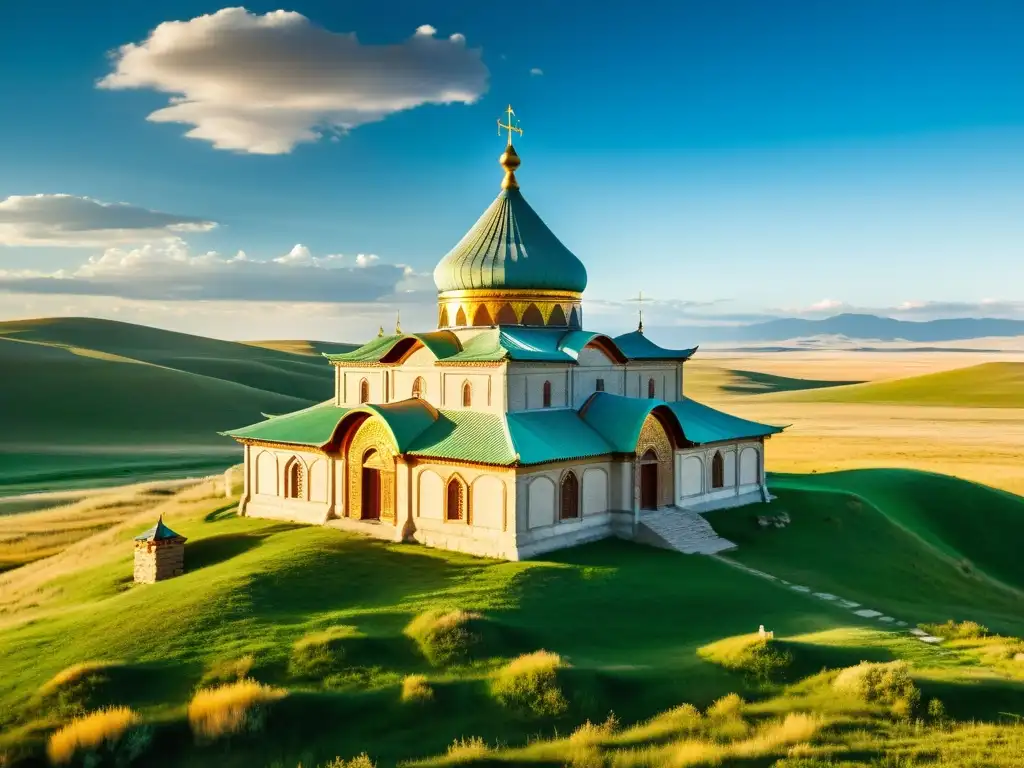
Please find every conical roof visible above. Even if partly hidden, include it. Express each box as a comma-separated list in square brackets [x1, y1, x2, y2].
[433, 144, 588, 294]
[134, 516, 186, 542]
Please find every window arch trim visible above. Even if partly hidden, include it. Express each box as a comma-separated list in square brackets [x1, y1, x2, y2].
[711, 450, 725, 489]
[445, 474, 469, 522]
[559, 470, 580, 521]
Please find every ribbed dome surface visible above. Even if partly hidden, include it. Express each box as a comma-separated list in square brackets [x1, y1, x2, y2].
[433, 187, 588, 293]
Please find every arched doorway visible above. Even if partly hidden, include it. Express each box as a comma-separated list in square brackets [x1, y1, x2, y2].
[345, 417, 398, 523]
[639, 448, 659, 510]
[360, 449, 383, 520]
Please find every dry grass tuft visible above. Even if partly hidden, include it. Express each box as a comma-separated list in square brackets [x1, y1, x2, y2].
[187, 679, 286, 741]
[38, 661, 118, 697]
[445, 736, 490, 761]
[707, 692, 744, 719]
[920, 619, 990, 640]
[401, 674, 434, 704]
[199, 655, 255, 688]
[404, 609, 483, 666]
[320, 754, 376, 768]
[46, 706, 144, 765]
[289, 626, 359, 679]
[490, 650, 568, 717]
[833, 660, 920, 714]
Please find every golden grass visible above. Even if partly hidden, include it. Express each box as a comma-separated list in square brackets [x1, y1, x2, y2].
[444, 736, 490, 761]
[404, 609, 483, 666]
[187, 679, 287, 740]
[38, 661, 119, 696]
[401, 674, 434, 704]
[46, 706, 139, 764]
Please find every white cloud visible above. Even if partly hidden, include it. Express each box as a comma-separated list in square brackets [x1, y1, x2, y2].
[808, 298, 845, 312]
[98, 8, 489, 154]
[529, 67, 543, 76]
[0, 194, 215, 246]
[0, 238, 434, 303]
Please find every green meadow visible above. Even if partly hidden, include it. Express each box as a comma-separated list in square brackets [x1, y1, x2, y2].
[2, 470, 1024, 766]
[764, 361, 1024, 408]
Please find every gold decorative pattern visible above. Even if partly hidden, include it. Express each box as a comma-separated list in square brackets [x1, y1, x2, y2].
[437, 289, 583, 329]
[637, 414, 675, 508]
[346, 417, 397, 523]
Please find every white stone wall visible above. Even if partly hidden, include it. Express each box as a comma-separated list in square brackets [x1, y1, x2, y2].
[244, 446, 332, 524]
[674, 439, 765, 511]
[334, 362, 507, 412]
[409, 462, 519, 559]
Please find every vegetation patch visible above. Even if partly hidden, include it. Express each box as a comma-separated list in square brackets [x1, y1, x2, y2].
[699, 634, 797, 684]
[403, 609, 485, 667]
[400, 674, 434, 704]
[186, 679, 287, 742]
[920, 619, 991, 640]
[34, 661, 129, 719]
[288, 626, 361, 680]
[198, 655, 256, 688]
[46, 706, 150, 766]
[832, 661, 921, 716]
[489, 650, 569, 717]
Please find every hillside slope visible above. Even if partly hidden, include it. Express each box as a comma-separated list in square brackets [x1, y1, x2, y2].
[765, 362, 1024, 407]
[706, 469, 1024, 634]
[0, 318, 347, 492]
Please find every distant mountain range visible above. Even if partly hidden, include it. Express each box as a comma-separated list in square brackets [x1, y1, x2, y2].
[651, 314, 1024, 345]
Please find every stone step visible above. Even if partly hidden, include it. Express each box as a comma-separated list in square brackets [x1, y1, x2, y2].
[637, 507, 737, 555]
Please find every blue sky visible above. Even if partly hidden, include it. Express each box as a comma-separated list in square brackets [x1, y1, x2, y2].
[1, 1, 1023, 341]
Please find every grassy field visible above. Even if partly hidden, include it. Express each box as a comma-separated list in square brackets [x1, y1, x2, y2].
[762, 362, 1024, 408]
[0, 318, 346, 493]
[2, 470, 1024, 766]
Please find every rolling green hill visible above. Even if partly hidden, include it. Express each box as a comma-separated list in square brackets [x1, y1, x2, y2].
[2, 470, 1024, 766]
[0, 318, 349, 493]
[684, 364, 862, 400]
[766, 361, 1024, 407]
[706, 469, 1024, 635]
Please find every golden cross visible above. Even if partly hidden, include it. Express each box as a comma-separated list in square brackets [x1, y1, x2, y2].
[497, 104, 523, 146]
[634, 291, 645, 333]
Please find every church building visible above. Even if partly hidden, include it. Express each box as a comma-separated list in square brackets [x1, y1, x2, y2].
[224, 110, 784, 560]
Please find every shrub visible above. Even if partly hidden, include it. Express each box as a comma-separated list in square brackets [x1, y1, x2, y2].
[199, 655, 255, 687]
[832, 661, 921, 716]
[289, 626, 359, 679]
[707, 692, 744, 719]
[46, 706, 150, 766]
[37, 661, 121, 718]
[187, 679, 286, 741]
[490, 650, 569, 717]
[400, 674, 434, 704]
[927, 697, 947, 723]
[919, 620, 989, 640]
[404, 609, 482, 666]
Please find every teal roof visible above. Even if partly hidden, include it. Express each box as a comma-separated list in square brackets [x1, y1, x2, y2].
[506, 409, 614, 464]
[664, 398, 785, 444]
[581, 392, 784, 448]
[407, 410, 517, 465]
[441, 328, 576, 364]
[222, 400, 350, 447]
[323, 331, 462, 364]
[433, 187, 588, 294]
[221, 399, 439, 451]
[613, 331, 697, 361]
[135, 516, 185, 542]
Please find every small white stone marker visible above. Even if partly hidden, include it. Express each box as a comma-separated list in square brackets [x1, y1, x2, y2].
[813, 592, 838, 601]
[790, 585, 811, 593]
[838, 600, 860, 609]
[854, 609, 883, 618]
[909, 628, 928, 637]
[878, 616, 895, 623]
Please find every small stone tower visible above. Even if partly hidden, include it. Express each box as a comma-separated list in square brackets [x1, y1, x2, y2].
[133, 516, 186, 584]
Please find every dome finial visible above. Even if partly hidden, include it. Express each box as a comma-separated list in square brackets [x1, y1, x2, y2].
[497, 104, 524, 190]
[635, 290, 645, 334]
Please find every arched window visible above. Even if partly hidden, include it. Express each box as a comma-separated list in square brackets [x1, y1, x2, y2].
[542, 380, 552, 408]
[285, 459, 304, 499]
[648, 377, 656, 399]
[496, 303, 518, 325]
[569, 306, 581, 329]
[359, 378, 370, 404]
[560, 472, 579, 520]
[438, 306, 450, 328]
[521, 304, 544, 326]
[412, 376, 425, 399]
[642, 448, 658, 462]
[455, 306, 467, 326]
[462, 381, 472, 407]
[712, 451, 725, 489]
[595, 378, 605, 392]
[547, 305, 567, 326]
[446, 477, 466, 521]
[472, 305, 493, 326]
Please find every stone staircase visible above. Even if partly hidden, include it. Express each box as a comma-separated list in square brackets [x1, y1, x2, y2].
[635, 507, 737, 555]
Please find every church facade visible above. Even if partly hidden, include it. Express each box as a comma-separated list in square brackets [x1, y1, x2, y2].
[225, 121, 783, 561]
